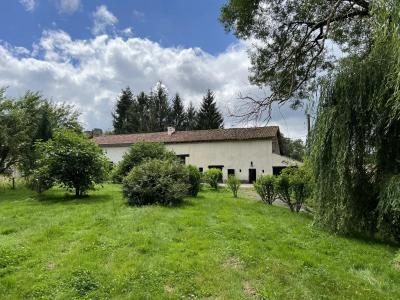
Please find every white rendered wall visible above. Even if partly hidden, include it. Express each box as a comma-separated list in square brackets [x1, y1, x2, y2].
[101, 140, 299, 182]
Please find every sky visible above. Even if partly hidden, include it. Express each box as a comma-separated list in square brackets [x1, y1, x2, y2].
[0, 0, 308, 139]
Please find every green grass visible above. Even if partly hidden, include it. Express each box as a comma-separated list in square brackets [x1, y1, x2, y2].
[0, 185, 399, 299]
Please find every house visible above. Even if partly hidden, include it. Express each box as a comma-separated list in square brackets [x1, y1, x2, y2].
[94, 126, 300, 183]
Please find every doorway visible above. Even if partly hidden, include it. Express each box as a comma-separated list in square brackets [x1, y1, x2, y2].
[227, 169, 235, 177]
[248, 169, 256, 183]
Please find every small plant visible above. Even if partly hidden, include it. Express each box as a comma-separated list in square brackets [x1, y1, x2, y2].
[70, 269, 99, 296]
[122, 159, 189, 206]
[227, 175, 241, 198]
[254, 175, 276, 204]
[204, 168, 222, 190]
[187, 165, 201, 197]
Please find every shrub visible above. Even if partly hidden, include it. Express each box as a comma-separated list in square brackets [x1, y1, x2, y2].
[275, 173, 293, 210]
[274, 167, 310, 212]
[289, 167, 309, 212]
[204, 168, 222, 190]
[122, 159, 189, 206]
[377, 175, 400, 242]
[116, 142, 177, 182]
[254, 175, 276, 204]
[227, 175, 240, 197]
[187, 165, 201, 197]
[109, 162, 123, 183]
[33, 129, 109, 197]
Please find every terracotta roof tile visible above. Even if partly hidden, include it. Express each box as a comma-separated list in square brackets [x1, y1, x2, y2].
[93, 126, 280, 146]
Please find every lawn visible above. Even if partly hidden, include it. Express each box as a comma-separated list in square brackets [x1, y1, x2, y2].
[0, 184, 399, 299]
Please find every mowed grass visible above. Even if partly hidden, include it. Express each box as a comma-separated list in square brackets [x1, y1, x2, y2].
[0, 184, 399, 299]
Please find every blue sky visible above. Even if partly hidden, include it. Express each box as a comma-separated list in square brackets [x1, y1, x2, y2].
[0, 0, 307, 139]
[0, 0, 236, 55]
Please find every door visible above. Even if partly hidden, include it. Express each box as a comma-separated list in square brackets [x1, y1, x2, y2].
[248, 169, 256, 183]
[228, 169, 235, 177]
[208, 165, 224, 182]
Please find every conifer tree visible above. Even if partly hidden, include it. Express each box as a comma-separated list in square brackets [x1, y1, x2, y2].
[196, 89, 224, 130]
[112, 87, 135, 134]
[170, 93, 186, 130]
[185, 102, 197, 130]
[150, 82, 170, 132]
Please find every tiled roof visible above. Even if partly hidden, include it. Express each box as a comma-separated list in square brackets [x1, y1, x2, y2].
[94, 126, 280, 146]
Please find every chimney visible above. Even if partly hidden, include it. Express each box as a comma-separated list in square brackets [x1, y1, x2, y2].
[167, 127, 176, 136]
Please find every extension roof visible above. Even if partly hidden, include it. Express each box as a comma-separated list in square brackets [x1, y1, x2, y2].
[94, 126, 280, 146]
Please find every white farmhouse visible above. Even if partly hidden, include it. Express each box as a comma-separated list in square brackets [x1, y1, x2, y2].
[94, 126, 300, 183]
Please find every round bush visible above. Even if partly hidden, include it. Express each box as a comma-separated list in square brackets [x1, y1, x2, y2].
[187, 165, 201, 197]
[116, 142, 177, 182]
[254, 175, 276, 204]
[122, 159, 189, 206]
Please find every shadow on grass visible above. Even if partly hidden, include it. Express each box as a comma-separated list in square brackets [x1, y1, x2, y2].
[35, 191, 114, 205]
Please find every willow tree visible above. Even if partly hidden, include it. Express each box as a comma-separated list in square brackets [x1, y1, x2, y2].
[310, 0, 400, 241]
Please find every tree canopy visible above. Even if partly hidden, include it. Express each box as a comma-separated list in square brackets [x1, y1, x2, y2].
[33, 130, 109, 197]
[0, 90, 81, 175]
[220, 0, 372, 119]
[196, 90, 224, 130]
[310, 0, 400, 241]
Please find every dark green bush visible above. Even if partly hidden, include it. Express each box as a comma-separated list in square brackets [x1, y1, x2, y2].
[227, 175, 240, 198]
[187, 165, 201, 197]
[254, 175, 276, 204]
[204, 168, 222, 190]
[122, 159, 189, 206]
[116, 142, 177, 182]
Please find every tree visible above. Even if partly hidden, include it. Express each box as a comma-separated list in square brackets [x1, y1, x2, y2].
[33, 130, 109, 197]
[18, 92, 81, 176]
[0, 90, 28, 174]
[280, 135, 305, 161]
[196, 90, 224, 130]
[310, 1, 400, 240]
[148, 82, 170, 132]
[112, 87, 135, 134]
[169, 94, 186, 130]
[136, 91, 151, 133]
[219, 0, 372, 120]
[0, 90, 81, 176]
[184, 102, 198, 130]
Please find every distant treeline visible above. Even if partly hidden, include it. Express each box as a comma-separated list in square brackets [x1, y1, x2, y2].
[112, 82, 224, 134]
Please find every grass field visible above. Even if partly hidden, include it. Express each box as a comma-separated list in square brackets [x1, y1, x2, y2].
[0, 184, 399, 299]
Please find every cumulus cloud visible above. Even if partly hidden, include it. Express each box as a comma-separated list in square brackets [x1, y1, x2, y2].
[0, 30, 307, 139]
[19, 0, 36, 11]
[92, 5, 118, 35]
[56, 0, 81, 14]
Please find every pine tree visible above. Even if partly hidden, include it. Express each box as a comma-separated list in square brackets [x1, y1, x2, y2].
[184, 102, 197, 130]
[170, 93, 186, 130]
[112, 87, 135, 134]
[150, 82, 170, 132]
[136, 91, 151, 133]
[196, 89, 224, 130]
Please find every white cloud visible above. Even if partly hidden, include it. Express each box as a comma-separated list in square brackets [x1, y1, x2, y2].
[92, 5, 118, 35]
[0, 30, 307, 139]
[56, 0, 81, 14]
[19, 0, 36, 11]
